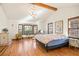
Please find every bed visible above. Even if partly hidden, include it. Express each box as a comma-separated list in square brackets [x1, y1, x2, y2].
[34, 34, 69, 52]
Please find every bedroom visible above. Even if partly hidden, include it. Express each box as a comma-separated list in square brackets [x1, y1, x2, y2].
[0, 3, 79, 56]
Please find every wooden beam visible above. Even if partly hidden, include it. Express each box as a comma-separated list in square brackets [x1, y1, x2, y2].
[32, 3, 57, 11]
[68, 16, 79, 20]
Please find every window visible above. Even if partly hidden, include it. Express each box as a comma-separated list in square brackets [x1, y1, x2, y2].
[68, 16, 79, 38]
[18, 24, 38, 35]
[48, 23, 53, 34]
[18, 24, 23, 35]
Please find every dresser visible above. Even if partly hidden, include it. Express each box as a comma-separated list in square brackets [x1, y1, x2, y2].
[0, 32, 9, 46]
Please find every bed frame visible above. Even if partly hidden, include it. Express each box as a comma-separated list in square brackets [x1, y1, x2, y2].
[35, 39, 69, 52]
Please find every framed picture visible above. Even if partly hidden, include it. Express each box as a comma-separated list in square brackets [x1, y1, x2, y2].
[55, 20, 63, 34]
[48, 23, 53, 34]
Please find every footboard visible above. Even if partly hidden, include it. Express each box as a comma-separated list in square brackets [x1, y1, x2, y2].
[35, 39, 48, 52]
[35, 39, 69, 52]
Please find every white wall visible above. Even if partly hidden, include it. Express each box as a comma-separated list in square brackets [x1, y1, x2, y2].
[0, 5, 8, 32]
[0, 5, 13, 44]
[7, 19, 38, 39]
[37, 6, 79, 36]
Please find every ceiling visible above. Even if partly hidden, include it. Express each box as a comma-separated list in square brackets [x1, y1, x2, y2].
[46, 3, 79, 8]
[1, 3, 79, 22]
[1, 3, 50, 21]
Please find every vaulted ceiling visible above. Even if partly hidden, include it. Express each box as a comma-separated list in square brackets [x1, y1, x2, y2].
[1, 3, 51, 21]
[1, 3, 79, 22]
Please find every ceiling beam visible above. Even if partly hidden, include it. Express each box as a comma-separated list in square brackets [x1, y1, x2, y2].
[32, 3, 57, 11]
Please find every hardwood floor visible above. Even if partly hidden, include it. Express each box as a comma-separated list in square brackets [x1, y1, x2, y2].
[1, 39, 79, 56]
[0, 46, 8, 55]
